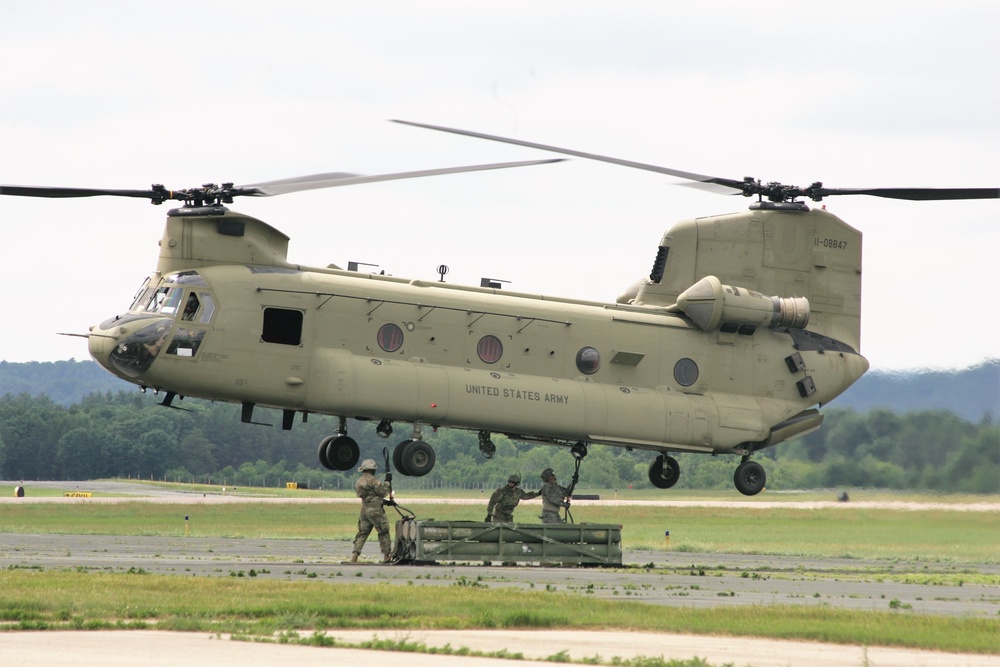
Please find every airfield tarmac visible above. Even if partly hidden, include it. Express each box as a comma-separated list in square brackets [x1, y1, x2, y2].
[2, 481, 998, 666]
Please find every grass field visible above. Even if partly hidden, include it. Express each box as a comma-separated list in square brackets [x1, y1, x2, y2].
[2, 481, 998, 660]
[3, 569, 998, 656]
[2, 486, 998, 563]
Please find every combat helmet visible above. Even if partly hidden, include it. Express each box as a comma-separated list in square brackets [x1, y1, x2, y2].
[507, 474, 521, 484]
[358, 458, 378, 473]
[540, 467, 555, 482]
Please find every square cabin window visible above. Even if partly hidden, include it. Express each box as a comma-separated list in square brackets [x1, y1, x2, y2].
[262, 308, 303, 346]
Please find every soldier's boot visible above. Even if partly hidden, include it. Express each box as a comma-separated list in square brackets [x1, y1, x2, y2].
[350, 552, 359, 563]
[381, 552, 392, 563]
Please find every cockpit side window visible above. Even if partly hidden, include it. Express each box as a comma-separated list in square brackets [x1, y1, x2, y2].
[129, 278, 152, 312]
[181, 293, 200, 321]
[196, 293, 216, 324]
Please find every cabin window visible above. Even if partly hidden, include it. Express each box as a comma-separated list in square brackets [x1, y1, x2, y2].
[477, 335, 503, 364]
[377, 323, 404, 353]
[262, 307, 303, 345]
[674, 358, 699, 386]
[576, 347, 601, 375]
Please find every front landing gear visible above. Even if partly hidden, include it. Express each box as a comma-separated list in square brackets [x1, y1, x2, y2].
[392, 439, 436, 476]
[392, 425, 437, 477]
[733, 458, 766, 496]
[648, 454, 680, 489]
[317, 417, 360, 471]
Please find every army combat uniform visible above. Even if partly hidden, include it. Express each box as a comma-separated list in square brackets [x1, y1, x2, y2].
[486, 475, 540, 523]
[539, 468, 570, 524]
[351, 460, 392, 562]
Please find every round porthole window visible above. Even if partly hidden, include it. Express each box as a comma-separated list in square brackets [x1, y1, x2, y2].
[576, 346, 601, 375]
[674, 358, 699, 386]
[477, 335, 503, 364]
[377, 323, 403, 353]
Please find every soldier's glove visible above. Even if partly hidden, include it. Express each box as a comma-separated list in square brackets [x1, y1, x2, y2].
[485, 513, 492, 522]
[384, 473, 392, 482]
[563, 501, 571, 508]
[383, 499, 396, 507]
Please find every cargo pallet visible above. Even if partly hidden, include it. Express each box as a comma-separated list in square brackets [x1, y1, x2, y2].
[392, 519, 622, 566]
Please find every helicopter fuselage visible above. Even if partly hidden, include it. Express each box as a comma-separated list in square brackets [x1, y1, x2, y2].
[87, 204, 868, 494]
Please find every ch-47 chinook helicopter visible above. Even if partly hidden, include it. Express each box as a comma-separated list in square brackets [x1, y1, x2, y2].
[2, 125, 996, 495]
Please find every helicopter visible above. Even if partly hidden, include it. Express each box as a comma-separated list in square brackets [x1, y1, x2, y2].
[3, 125, 995, 495]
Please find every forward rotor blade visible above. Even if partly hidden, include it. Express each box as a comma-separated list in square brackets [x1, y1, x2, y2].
[392, 119, 745, 190]
[811, 187, 1000, 201]
[0, 185, 158, 200]
[238, 159, 565, 197]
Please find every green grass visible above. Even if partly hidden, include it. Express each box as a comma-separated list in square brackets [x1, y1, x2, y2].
[3, 483, 998, 658]
[2, 569, 997, 654]
[2, 497, 998, 562]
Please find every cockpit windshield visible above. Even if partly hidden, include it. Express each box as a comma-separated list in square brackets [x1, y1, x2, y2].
[129, 272, 214, 322]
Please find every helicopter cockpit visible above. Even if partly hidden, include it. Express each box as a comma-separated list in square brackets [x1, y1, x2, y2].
[95, 271, 216, 378]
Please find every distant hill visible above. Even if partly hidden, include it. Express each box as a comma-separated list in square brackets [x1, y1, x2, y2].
[0, 360, 132, 405]
[830, 359, 998, 422]
[1, 358, 997, 421]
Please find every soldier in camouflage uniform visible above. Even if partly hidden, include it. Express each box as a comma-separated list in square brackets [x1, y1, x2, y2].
[539, 467, 571, 523]
[485, 474, 540, 523]
[351, 459, 393, 563]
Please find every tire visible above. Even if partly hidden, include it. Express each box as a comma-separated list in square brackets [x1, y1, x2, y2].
[734, 460, 766, 496]
[393, 439, 412, 475]
[317, 435, 337, 471]
[327, 435, 360, 471]
[399, 439, 436, 477]
[648, 454, 680, 489]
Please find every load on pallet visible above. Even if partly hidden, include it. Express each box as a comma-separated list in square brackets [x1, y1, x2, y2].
[392, 520, 622, 566]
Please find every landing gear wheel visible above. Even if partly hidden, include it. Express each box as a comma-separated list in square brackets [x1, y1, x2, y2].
[648, 454, 680, 489]
[393, 439, 411, 474]
[325, 435, 360, 471]
[734, 460, 766, 496]
[398, 439, 436, 477]
[317, 435, 337, 471]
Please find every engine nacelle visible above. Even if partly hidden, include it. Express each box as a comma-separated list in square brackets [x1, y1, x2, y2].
[674, 275, 809, 333]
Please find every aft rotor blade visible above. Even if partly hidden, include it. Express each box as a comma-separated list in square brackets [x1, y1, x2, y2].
[811, 186, 1000, 201]
[0, 185, 158, 200]
[238, 159, 565, 196]
[392, 119, 745, 190]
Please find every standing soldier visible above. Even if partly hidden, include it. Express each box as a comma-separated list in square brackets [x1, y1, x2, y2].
[539, 467, 571, 523]
[351, 459, 393, 563]
[485, 474, 540, 523]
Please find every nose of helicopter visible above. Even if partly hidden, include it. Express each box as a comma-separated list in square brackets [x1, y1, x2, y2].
[88, 315, 172, 380]
[87, 325, 115, 368]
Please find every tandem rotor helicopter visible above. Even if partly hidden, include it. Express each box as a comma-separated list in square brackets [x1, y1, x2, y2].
[3, 121, 996, 495]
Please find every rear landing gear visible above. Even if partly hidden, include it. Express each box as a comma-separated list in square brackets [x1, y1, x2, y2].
[733, 458, 766, 496]
[648, 454, 680, 489]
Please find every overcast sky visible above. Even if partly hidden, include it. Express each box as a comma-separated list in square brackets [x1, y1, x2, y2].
[1, 1, 997, 373]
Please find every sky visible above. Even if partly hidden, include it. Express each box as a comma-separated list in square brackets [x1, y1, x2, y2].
[1, 1, 998, 372]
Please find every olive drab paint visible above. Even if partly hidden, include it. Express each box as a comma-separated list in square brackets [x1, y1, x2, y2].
[86, 201, 867, 496]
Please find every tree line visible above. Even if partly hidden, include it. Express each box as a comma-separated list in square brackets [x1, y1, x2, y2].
[0, 391, 996, 493]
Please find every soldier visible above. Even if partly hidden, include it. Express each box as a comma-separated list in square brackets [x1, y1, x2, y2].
[350, 458, 393, 563]
[485, 474, 540, 523]
[539, 467, 571, 523]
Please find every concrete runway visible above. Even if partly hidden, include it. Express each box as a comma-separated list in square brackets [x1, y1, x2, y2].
[2, 482, 998, 666]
